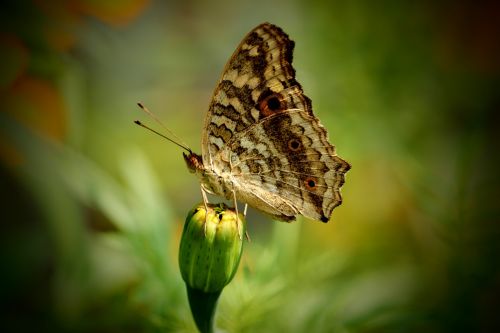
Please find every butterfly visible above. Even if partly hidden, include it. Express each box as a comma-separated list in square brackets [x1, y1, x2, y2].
[182, 22, 350, 223]
[137, 22, 350, 224]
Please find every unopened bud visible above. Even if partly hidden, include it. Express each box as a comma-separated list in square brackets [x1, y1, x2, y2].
[179, 202, 245, 292]
[178, 203, 245, 333]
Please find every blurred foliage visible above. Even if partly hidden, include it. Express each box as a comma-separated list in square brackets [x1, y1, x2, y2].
[1, 0, 499, 332]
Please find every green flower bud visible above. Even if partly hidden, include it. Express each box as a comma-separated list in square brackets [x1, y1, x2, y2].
[179, 202, 245, 293]
[178, 203, 245, 333]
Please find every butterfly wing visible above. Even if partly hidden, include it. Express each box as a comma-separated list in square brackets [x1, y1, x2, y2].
[202, 23, 350, 222]
[202, 23, 307, 167]
[227, 101, 350, 222]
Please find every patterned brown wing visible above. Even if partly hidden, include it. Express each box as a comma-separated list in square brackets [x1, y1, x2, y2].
[222, 105, 350, 222]
[201, 22, 350, 222]
[201, 23, 310, 168]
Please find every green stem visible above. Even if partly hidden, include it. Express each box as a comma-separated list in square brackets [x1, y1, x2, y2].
[186, 286, 221, 333]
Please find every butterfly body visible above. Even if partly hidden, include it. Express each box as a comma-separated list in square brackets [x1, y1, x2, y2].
[187, 23, 350, 223]
[184, 149, 300, 222]
[184, 151, 235, 201]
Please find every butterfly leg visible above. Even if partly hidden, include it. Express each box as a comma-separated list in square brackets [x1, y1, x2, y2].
[231, 189, 245, 240]
[243, 203, 251, 242]
[200, 186, 210, 235]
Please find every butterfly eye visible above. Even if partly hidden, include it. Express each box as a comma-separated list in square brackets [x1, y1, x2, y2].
[258, 93, 284, 117]
[304, 177, 317, 191]
[288, 139, 301, 151]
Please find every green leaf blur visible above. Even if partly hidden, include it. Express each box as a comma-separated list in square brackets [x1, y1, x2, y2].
[1, 1, 498, 332]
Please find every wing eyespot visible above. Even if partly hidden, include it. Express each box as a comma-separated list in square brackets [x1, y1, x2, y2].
[304, 177, 318, 191]
[288, 138, 301, 151]
[267, 96, 281, 110]
[258, 92, 284, 117]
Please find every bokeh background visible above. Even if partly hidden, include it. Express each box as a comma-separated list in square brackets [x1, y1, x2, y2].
[1, 0, 499, 332]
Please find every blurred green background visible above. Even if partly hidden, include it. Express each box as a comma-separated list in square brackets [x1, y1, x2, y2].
[1, 0, 499, 332]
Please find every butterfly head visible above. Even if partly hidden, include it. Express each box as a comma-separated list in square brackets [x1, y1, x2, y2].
[183, 151, 204, 174]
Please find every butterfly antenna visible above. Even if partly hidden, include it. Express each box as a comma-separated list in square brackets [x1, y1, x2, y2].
[135, 102, 192, 153]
